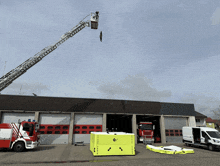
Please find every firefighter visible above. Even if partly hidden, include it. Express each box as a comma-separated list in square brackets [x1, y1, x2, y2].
[99, 31, 102, 42]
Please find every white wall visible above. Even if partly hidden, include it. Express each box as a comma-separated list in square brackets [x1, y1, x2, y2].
[196, 118, 206, 127]
[38, 113, 70, 145]
[164, 117, 188, 129]
[1, 112, 35, 123]
[39, 135, 69, 145]
[39, 114, 70, 124]
[73, 114, 103, 144]
[74, 114, 102, 124]
[188, 116, 196, 127]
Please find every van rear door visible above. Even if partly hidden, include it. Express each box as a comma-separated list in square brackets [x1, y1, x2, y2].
[182, 127, 194, 143]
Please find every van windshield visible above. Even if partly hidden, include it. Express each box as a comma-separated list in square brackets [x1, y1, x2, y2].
[206, 131, 220, 138]
[140, 124, 152, 130]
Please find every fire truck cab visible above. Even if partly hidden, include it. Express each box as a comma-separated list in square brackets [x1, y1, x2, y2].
[0, 119, 40, 152]
[137, 122, 155, 144]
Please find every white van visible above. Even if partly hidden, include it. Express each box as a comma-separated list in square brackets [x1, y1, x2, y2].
[182, 126, 220, 151]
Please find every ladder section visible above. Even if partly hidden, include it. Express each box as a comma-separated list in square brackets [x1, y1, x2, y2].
[0, 22, 87, 92]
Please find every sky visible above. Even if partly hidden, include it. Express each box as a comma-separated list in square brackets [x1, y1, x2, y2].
[1, 0, 220, 118]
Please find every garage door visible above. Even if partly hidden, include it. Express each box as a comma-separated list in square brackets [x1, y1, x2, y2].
[38, 114, 70, 145]
[164, 117, 187, 143]
[1, 112, 35, 123]
[73, 114, 102, 144]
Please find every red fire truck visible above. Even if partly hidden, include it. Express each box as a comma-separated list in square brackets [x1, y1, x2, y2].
[138, 122, 155, 144]
[0, 119, 40, 152]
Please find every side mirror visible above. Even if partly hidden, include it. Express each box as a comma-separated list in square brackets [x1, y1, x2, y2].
[153, 125, 155, 130]
[35, 124, 39, 130]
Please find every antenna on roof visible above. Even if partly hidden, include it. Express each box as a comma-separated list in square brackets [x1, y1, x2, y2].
[32, 93, 37, 96]
[19, 85, 22, 95]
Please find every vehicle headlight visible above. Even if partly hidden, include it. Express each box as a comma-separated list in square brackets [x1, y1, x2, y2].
[213, 139, 220, 143]
[26, 141, 32, 144]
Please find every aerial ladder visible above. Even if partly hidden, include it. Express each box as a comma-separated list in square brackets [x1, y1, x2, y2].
[0, 11, 100, 92]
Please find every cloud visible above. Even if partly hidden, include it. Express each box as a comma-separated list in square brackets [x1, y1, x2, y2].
[211, 7, 220, 25]
[1, 81, 50, 96]
[180, 93, 220, 118]
[152, 54, 220, 97]
[93, 74, 172, 101]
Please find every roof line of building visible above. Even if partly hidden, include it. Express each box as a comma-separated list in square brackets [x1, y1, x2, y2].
[0, 94, 194, 105]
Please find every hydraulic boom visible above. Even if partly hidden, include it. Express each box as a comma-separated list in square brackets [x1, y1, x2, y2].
[0, 11, 99, 92]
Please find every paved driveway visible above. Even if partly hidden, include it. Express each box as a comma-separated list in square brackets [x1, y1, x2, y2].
[0, 143, 220, 166]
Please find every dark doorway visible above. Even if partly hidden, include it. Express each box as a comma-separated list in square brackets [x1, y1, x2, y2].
[107, 114, 132, 133]
[193, 128, 201, 143]
[136, 115, 161, 143]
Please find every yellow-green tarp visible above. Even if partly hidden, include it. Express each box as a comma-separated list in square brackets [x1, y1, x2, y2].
[146, 145, 194, 154]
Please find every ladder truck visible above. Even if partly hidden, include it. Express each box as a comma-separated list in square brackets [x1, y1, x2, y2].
[0, 119, 40, 152]
[0, 11, 100, 92]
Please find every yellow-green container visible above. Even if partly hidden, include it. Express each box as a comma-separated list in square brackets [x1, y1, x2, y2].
[90, 132, 135, 156]
[206, 123, 215, 128]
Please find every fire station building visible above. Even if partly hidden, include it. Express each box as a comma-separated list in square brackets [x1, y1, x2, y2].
[0, 94, 207, 145]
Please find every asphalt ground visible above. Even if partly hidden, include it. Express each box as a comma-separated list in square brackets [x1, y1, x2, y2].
[0, 143, 220, 166]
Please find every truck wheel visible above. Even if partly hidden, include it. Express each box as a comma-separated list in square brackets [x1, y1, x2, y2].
[208, 144, 214, 151]
[137, 136, 140, 142]
[13, 142, 25, 152]
[2, 148, 8, 152]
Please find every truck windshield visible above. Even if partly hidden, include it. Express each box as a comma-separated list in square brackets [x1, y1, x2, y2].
[206, 131, 220, 138]
[140, 124, 152, 130]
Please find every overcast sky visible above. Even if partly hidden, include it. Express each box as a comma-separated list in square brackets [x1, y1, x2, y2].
[1, 0, 220, 118]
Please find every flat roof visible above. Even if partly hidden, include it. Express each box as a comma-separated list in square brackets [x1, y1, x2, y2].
[0, 94, 197, 116]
